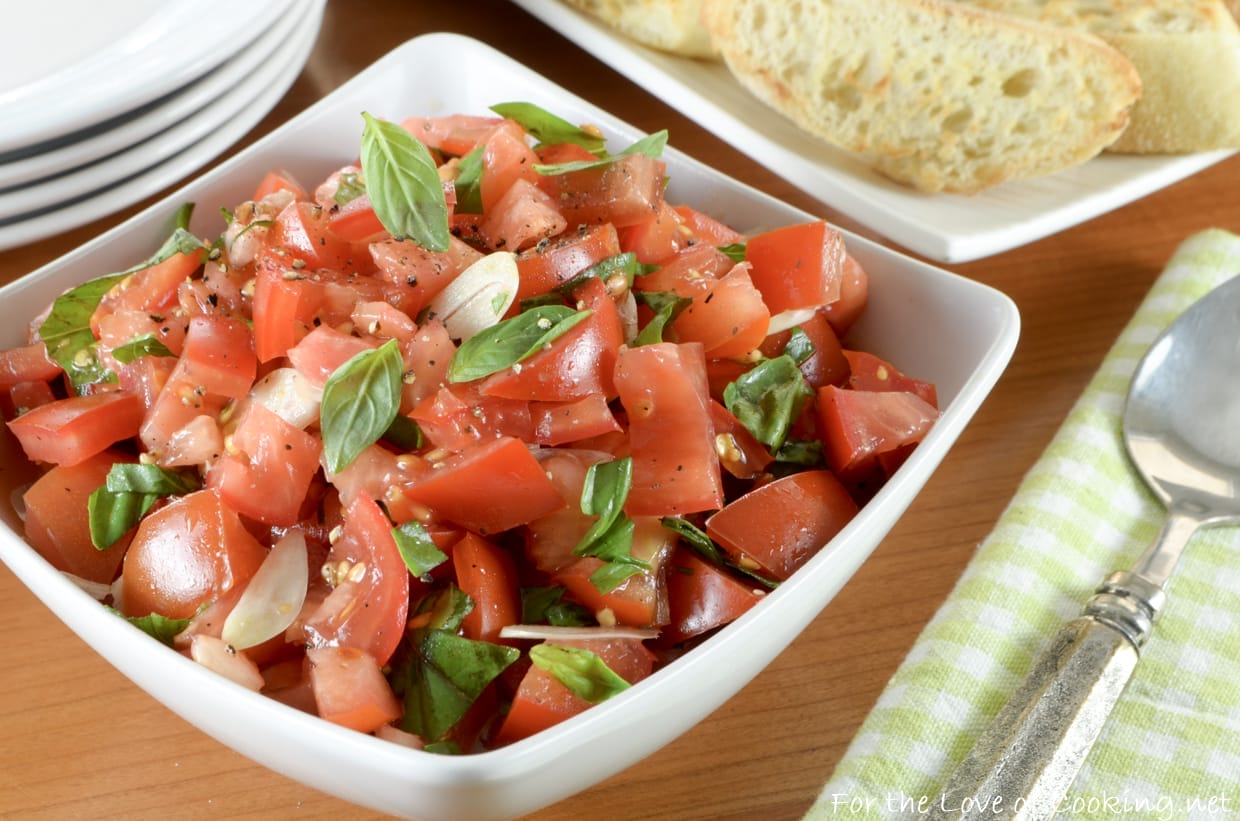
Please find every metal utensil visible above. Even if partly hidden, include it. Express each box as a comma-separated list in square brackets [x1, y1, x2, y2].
[929, 274, 1240, 820]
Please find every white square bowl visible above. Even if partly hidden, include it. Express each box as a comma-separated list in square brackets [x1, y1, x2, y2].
[0, 33, 1019, 821]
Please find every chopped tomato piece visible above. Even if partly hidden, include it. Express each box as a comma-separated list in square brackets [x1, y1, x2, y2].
[172, 315, 257, 400]
[403, 436, 564, 535]
[844, 350, 938, 407]
[8, 390, 144, 466]
[672, 204, 744, 245]
[479, 178, 567, 252]
[0, 342, 61, 388]
[614, 342, 723, 516]
[121, 488, 269, 619]
[452, 533, 520, 644]
[706, 470, 858, 580]
[22, 450, 132, 582]
[481, 120, 541, 214]
[816, 386, 938, 480]
[618, 200, 688, 264]
[401, 114, 502, 156]
[670, 262, 770, 359]
[327, 194, 386, 242]
[530, 394, 621, 446]
[287, 325, 377, 388]
[370, 236, 483, 317]
[253, 169, 306, 202]
[307, 646, 402, 733]
[550, 153, 664, 228]
[660, 546, 764, 646]
[514, 223, 621, 301]
[744, 220, 846, 315]
[822, 252, 870, 336]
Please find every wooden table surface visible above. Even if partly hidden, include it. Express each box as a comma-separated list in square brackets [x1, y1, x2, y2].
[1, 2, 1237, 819]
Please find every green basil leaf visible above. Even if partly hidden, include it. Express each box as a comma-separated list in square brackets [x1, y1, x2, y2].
[108, 607, 194, 647]
[220, 206, 235, 225]
[529, 643, 631, 703]
[773, 438, 824, 467]
[360, 112, 451, 251]
[518, 292, 567, 312]
[447, 305, 591, 383]
[382, 414, 424, 451]
[573, 458, 648, 593]
[333, 170, 367, 206]
[89, 464, 202, 549]
[423, 740, 460, 755]
[723, 354, 813, 451]
[392, 521, 448, 579]
[320, 339, 403, 473]
[392, 628, 518, 741]
[418, 584, 474, 633]
[521, 586, 594, 627]
[533, 130, 668, 175]
[490, 101, 607, 154]
[633, 291, 691, 346]
[718, 242, 747, 263]
[555, 251, 657, 295]
[88, 487, 158, 550]
[452, 146, 485, 215]
[659, 516, 779, 591]
[111, 334, 175, 365]
[783, 326, 816, 365]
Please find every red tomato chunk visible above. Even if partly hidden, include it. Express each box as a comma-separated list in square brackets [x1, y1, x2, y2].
[3, 104, 939, 754]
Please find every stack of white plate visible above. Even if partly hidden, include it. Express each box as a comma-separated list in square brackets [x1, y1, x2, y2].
[0, 0, 325, 251]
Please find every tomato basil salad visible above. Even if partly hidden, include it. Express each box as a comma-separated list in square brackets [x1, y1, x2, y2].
[1, 102, 939, 753]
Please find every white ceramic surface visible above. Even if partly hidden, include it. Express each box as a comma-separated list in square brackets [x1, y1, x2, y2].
[511, 0, 1235, 264]
[0, 34, 1020, 821]
[0, 1, 324, 252]
[0, 4, 316, 221]
[0, 0, 294, 155]
[0, 2, 308, 191]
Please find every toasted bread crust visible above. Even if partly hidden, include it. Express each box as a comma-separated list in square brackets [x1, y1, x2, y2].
[702, 0, 1142, 192]
[560, 0, 717, 57]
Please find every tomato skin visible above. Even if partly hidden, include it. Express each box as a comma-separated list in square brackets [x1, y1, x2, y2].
[706, 469, 858, 581]
[618, 200, 688, 264]
[479, 178, 567, 253]
[844, 350, 938, 408]
[251, 251, 326, 362]
[121, 489, 269, 619]
[403, 436, 564, 536]
[550, 153, 664, 229]
[272, 201, 357, 272]
[90, 248, 205, 336]
[822, 253, 870, 336]
[401, 114, 502, 156]
[672, 204, 744, 246]
[744, 220, 846, 315]
[399, 319, 454, 411]
[370, 236, 483, 317]
[481, 120, 541, 214]
[287, 325, 377, 388]
[660, 546, 764, 646]
[302, 494, 411, 666]
[327, 194, 386, 242]
[22, 450, 132, 583]
[493, 638, 655, 746]
[207, 403, 323, 527]
[514, 223, 621, 302]
[174, 315, 257, 400]
[530, 394, 621, 446]
[253, 169, 306, 202]
[670, 262, 770, 359]
[2, 380, 57, 420]
[816, 386, 938, 480]
[0, 342, 60, 389]
[708, 401, 772, 480]
[614, 342, 723, 517]
[411, 384, 533, 453]
[480, 276, 624, 401]
[8, 390, 144, 466]
[632, 242, 732, 296]
[307, 646, 402, 733]
[452, 533, 521, 644]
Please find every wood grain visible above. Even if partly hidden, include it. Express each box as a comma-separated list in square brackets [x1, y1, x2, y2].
[1, 2, 1237, 819]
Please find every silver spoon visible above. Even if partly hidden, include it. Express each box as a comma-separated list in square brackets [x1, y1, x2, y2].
[928, 274, 1240, 820]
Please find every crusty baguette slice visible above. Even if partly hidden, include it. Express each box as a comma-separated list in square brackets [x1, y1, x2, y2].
[559, 0, 717, 58]
[953, 0, 1240, 153]
[701, 0, 1142, 193]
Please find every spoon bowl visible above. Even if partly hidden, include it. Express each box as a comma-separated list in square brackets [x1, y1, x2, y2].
[930, 272, 1240, 819]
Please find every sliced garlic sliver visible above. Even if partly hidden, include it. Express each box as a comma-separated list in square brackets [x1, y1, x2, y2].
[244, 367, 323, 429]
[428, 251, 518, 341]
[221, 531, 309, 650]
[765, 305, 820, 335]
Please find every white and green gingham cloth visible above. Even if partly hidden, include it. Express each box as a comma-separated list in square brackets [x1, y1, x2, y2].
[811, 229, 1240, 820]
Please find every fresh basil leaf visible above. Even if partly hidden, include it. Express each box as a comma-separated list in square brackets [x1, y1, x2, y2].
[555, 251, 657, 295]
[632, 291, 691, 346]
[423, 740, 460, 755]
[718, 242, 746, 263]
[773, 438, 824, 467]
[320, 339, 403, 473]
[723, 354, 813, 451]
[111, 334, 175, 365]
[533, 130, 668, 175]
[490, 101, 607, 154]
[573, 458, 648, 593]
[783, 326, 816, 365]
[220, 206, 235, 225]
[37, 218, 206, 394]
[521, 586, 594, 627]
[89, 464, 202, 549]
[529, 643, 631, 703]
[108, 607, 194, 647]
[452, 146, 485, 215]
[383, 413, 424, 451]
[447, 305, 591, 383]
[88, 487, 158, 550]
[360, 112, 451, 252]
[659, 516, 779, 591]
[518, 292, 567, 312]
[333, 170, 366, 206]
[392, 625, 518, 741]
[418, 584, 474, 633]
[392, 521, 448, 579]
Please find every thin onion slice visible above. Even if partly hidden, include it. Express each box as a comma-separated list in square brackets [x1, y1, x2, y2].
[499, 624, 659, 642]
[428, 251, 518, 341]
[221, 531, 309, 650]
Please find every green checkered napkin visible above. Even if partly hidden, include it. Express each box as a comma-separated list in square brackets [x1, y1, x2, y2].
[810, 229, 1240, 820]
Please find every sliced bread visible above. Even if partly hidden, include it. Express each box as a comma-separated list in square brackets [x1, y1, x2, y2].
[954, 0, 1240, 153]
[701, 0, 1142, 193]
[559, 0, 717, 58]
